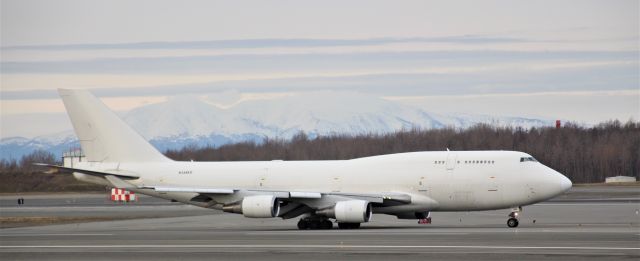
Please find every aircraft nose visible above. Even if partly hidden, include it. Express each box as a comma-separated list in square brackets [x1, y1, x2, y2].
[539, 165, 572, 199]
[559, 174, 572, 192]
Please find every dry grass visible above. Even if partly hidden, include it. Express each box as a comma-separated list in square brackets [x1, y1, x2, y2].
[0, 216, 134, 229]
[0, 172, 104, 193]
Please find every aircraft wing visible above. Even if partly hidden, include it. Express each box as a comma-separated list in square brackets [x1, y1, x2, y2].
[33, 165, 413, 208]
[142, 184, 412, 204]
[148, 185, 324, 198]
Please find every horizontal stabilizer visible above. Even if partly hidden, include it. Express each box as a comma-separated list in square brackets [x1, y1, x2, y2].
[34, 163, 140, 179]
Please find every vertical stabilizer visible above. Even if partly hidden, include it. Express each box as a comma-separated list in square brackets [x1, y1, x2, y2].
[58, 89, 170, 162]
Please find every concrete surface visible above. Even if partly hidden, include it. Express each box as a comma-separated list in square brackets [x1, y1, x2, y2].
[1, 186, 639, 260]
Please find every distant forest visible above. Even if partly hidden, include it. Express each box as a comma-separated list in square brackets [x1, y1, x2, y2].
[0, 150, 104, 192]
[1, 120, 638, 192]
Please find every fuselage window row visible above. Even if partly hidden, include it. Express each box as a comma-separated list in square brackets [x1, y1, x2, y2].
[462, 160, 495, 164]
[435, 160, 501, 164]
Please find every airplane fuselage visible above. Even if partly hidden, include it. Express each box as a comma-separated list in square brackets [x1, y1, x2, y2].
[74, 150, 570, 214]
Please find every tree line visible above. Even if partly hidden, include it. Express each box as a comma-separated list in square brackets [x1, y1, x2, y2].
[1, 120, 638, 192]
[0, 149, 58, 174]
[0, 150, 103, 192]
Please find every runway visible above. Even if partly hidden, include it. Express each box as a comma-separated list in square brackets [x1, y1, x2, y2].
[1, 186, 639, 260]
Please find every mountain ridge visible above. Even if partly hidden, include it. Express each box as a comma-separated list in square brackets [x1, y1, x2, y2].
[1, 92, 551, 160]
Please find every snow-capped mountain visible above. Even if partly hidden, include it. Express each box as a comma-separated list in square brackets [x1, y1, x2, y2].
[0, 132, 79, 161]
[1, 91, 550, 160]
[124, 92, 447, 139]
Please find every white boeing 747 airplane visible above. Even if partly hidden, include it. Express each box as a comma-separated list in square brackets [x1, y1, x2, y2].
[39, 89, 572, 229]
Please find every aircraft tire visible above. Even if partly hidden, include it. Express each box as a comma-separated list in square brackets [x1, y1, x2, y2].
[297, 219, 309, 230]
[308, 220, 320, 230]
[507, 218, 519, 228]
[321, 220, 333, 229]
[338, 222, 361, 229]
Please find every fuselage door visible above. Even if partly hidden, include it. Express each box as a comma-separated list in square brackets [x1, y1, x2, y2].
[488, 175, 499, 191]
[446, 152, 457, 170]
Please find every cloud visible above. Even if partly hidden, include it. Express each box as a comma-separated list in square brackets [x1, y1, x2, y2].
[2, 61, 637, 101]
[385, 89, 640, 100]
[389, 90, 640, 124]
[1, 36, 526, 50]
[2, 50, 636, 75]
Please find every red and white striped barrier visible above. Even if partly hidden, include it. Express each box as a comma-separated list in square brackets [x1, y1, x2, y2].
[111, 188, 137, 202]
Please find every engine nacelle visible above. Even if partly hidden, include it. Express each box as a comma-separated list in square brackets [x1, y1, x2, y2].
[223, 195, 280, 218]
[318, 200, 372, 223]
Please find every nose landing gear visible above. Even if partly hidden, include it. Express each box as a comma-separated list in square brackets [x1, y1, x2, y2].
[418, 212, 432, 224]
[507, 207, 522, 228]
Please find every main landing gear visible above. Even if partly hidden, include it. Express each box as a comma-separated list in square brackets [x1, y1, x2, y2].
[297, 217, 333, 230]
[297, 216, 363, 230]
[507, 207, 522, 228]
[337, 222, 360, 229]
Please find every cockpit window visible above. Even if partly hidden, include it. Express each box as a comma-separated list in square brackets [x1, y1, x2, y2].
[520, 157, 537, 162]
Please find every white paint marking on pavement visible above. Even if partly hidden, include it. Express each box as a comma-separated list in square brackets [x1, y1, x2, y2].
[0, 245, 638, 250]
[245, 232, 469, 236]
[539, 203, 640, 206]
[0, 234, 113, 237]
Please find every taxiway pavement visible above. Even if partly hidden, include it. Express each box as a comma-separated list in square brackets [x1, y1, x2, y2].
[1, 186, 638, 260]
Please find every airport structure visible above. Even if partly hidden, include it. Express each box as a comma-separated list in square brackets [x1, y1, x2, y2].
[62, 149, 84, 168]
[605, 176, 637, 183]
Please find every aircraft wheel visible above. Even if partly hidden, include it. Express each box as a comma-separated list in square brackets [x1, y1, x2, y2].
[338, 222, 360, 229]
[308, 220, 320, 230]
[507, 218, 519, 228]
[297, 219, 309, 230]
[321, 220, 333, 229]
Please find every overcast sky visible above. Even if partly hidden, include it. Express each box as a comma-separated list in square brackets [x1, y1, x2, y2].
[1, 0, 638, 138]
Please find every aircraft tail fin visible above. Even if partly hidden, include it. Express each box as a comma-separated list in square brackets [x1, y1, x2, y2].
[58, 89, 171, 163]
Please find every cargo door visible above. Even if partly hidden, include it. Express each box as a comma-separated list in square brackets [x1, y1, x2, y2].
[417, 176, 431, 196]
[331, 176, 342, 192]
[256, 166, 269, 188]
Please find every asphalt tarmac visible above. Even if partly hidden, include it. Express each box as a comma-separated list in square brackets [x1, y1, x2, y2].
[1, 186, 639, 260]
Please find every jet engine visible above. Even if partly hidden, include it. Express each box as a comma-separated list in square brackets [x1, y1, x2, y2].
[222, 195, 280, 218]
[317, 200, 372, 223]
